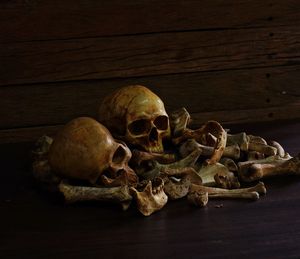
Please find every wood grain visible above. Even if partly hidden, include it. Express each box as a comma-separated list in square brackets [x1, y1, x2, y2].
[1, 26, 300, 86]
[0, 0, 299, 43]
[1, 65, 299, 131]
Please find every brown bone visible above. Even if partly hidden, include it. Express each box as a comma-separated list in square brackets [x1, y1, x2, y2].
[59, 181, 133, 210]
[242, 154, 300, 182]
[173, 120, 227, 165]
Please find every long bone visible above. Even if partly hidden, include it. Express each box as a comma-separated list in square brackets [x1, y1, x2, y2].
[180, 139, 240, 160]
[241, 154, 300, 182]
[188, 182, 266, 203]
[238, 155, 292, 182]
[130, 149, 177, 176]
[59, 181, 132, 210]
[140, 149, 201, 180]
[172, 120, 227, 165]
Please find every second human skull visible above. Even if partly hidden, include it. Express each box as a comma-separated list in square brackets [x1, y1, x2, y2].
[98, 85, 170, 153]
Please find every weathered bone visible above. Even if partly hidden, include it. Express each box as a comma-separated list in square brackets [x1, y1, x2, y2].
[31, 135, 53, 160]
[269, 140, 285, 158]
[227, 132, 248, 151]
[100, 169, 138, 188]
[173, 121, 227, 165]
[140, 149, 201, 180]
[187, 190, 209, 207]
[241, 154, 300, 182]
[189, 182, 266, 200]
[248, 142, 277, 156]
[219, 157, 238, 172]
[247, 151, 265, 161]
[59, 181, 133, 210]
[170, 107, 191, 137]
[179, 139, 240, 160]
[197, 163, 231, 186]
[247, 135, 267, 145]
[130, 177, 168, 216]
[162, 166, 203, 200]
[130, 149, 177, 175]
[163, 175, 191, 200]
[214, 171, 240, 189]
[238, 155, 291, 182]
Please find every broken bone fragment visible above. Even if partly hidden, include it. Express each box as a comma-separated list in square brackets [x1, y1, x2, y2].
[139, 149, 201, 180]
[130, 177, 168, 216]
[31, 135, 54, 160]
[248, 142, 277, 156]
[241, 154, 300, 182]
[214, 171, 240, 189]
[219, 157, 238, 172]
[169, 107, 191, 137]
[268, 140, 285, 158]
[59, 181, 133, 210]
[197, 162, 239, 188]
[187, 190, 209, 207]
[227, 132, 249, 151]
[162, 167, 202, 200]
[173, 120, 227, 164]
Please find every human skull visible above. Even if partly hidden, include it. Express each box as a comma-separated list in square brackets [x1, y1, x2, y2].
[98, 85, 170, 153]
[48, 117, 138, 187]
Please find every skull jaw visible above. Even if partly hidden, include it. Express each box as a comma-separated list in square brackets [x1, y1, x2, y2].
[130, 178, 168, 216]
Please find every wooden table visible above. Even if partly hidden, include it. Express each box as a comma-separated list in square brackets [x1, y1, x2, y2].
[1, 120, 300, 259]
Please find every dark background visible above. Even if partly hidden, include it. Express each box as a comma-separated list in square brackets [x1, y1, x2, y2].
[0, 0, 300, 143]
[1, 1, 300, 258]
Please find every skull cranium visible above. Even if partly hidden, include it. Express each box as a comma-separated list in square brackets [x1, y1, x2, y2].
[98, 85, 170, 153]
[48, 117, 138, 187]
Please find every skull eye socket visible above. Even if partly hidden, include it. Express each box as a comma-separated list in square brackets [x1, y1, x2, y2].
[153, 115, 169, 130]
[128, 119, 151, 135]
[112, 146, 127, 164]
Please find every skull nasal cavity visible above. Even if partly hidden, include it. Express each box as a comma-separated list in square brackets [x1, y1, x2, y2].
[149, 127, 158, 142]
[112, 146, 126, 164]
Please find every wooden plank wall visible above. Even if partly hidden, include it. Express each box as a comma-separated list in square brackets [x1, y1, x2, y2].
[1, 0, 300, 143]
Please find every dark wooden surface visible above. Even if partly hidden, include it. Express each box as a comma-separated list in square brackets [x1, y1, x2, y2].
[1, 0, 300, 143]
[1, 0, 299, 43]
[1, 120, 300, 259]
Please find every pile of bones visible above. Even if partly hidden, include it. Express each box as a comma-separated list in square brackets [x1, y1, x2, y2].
[32, 85, 300, 216]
